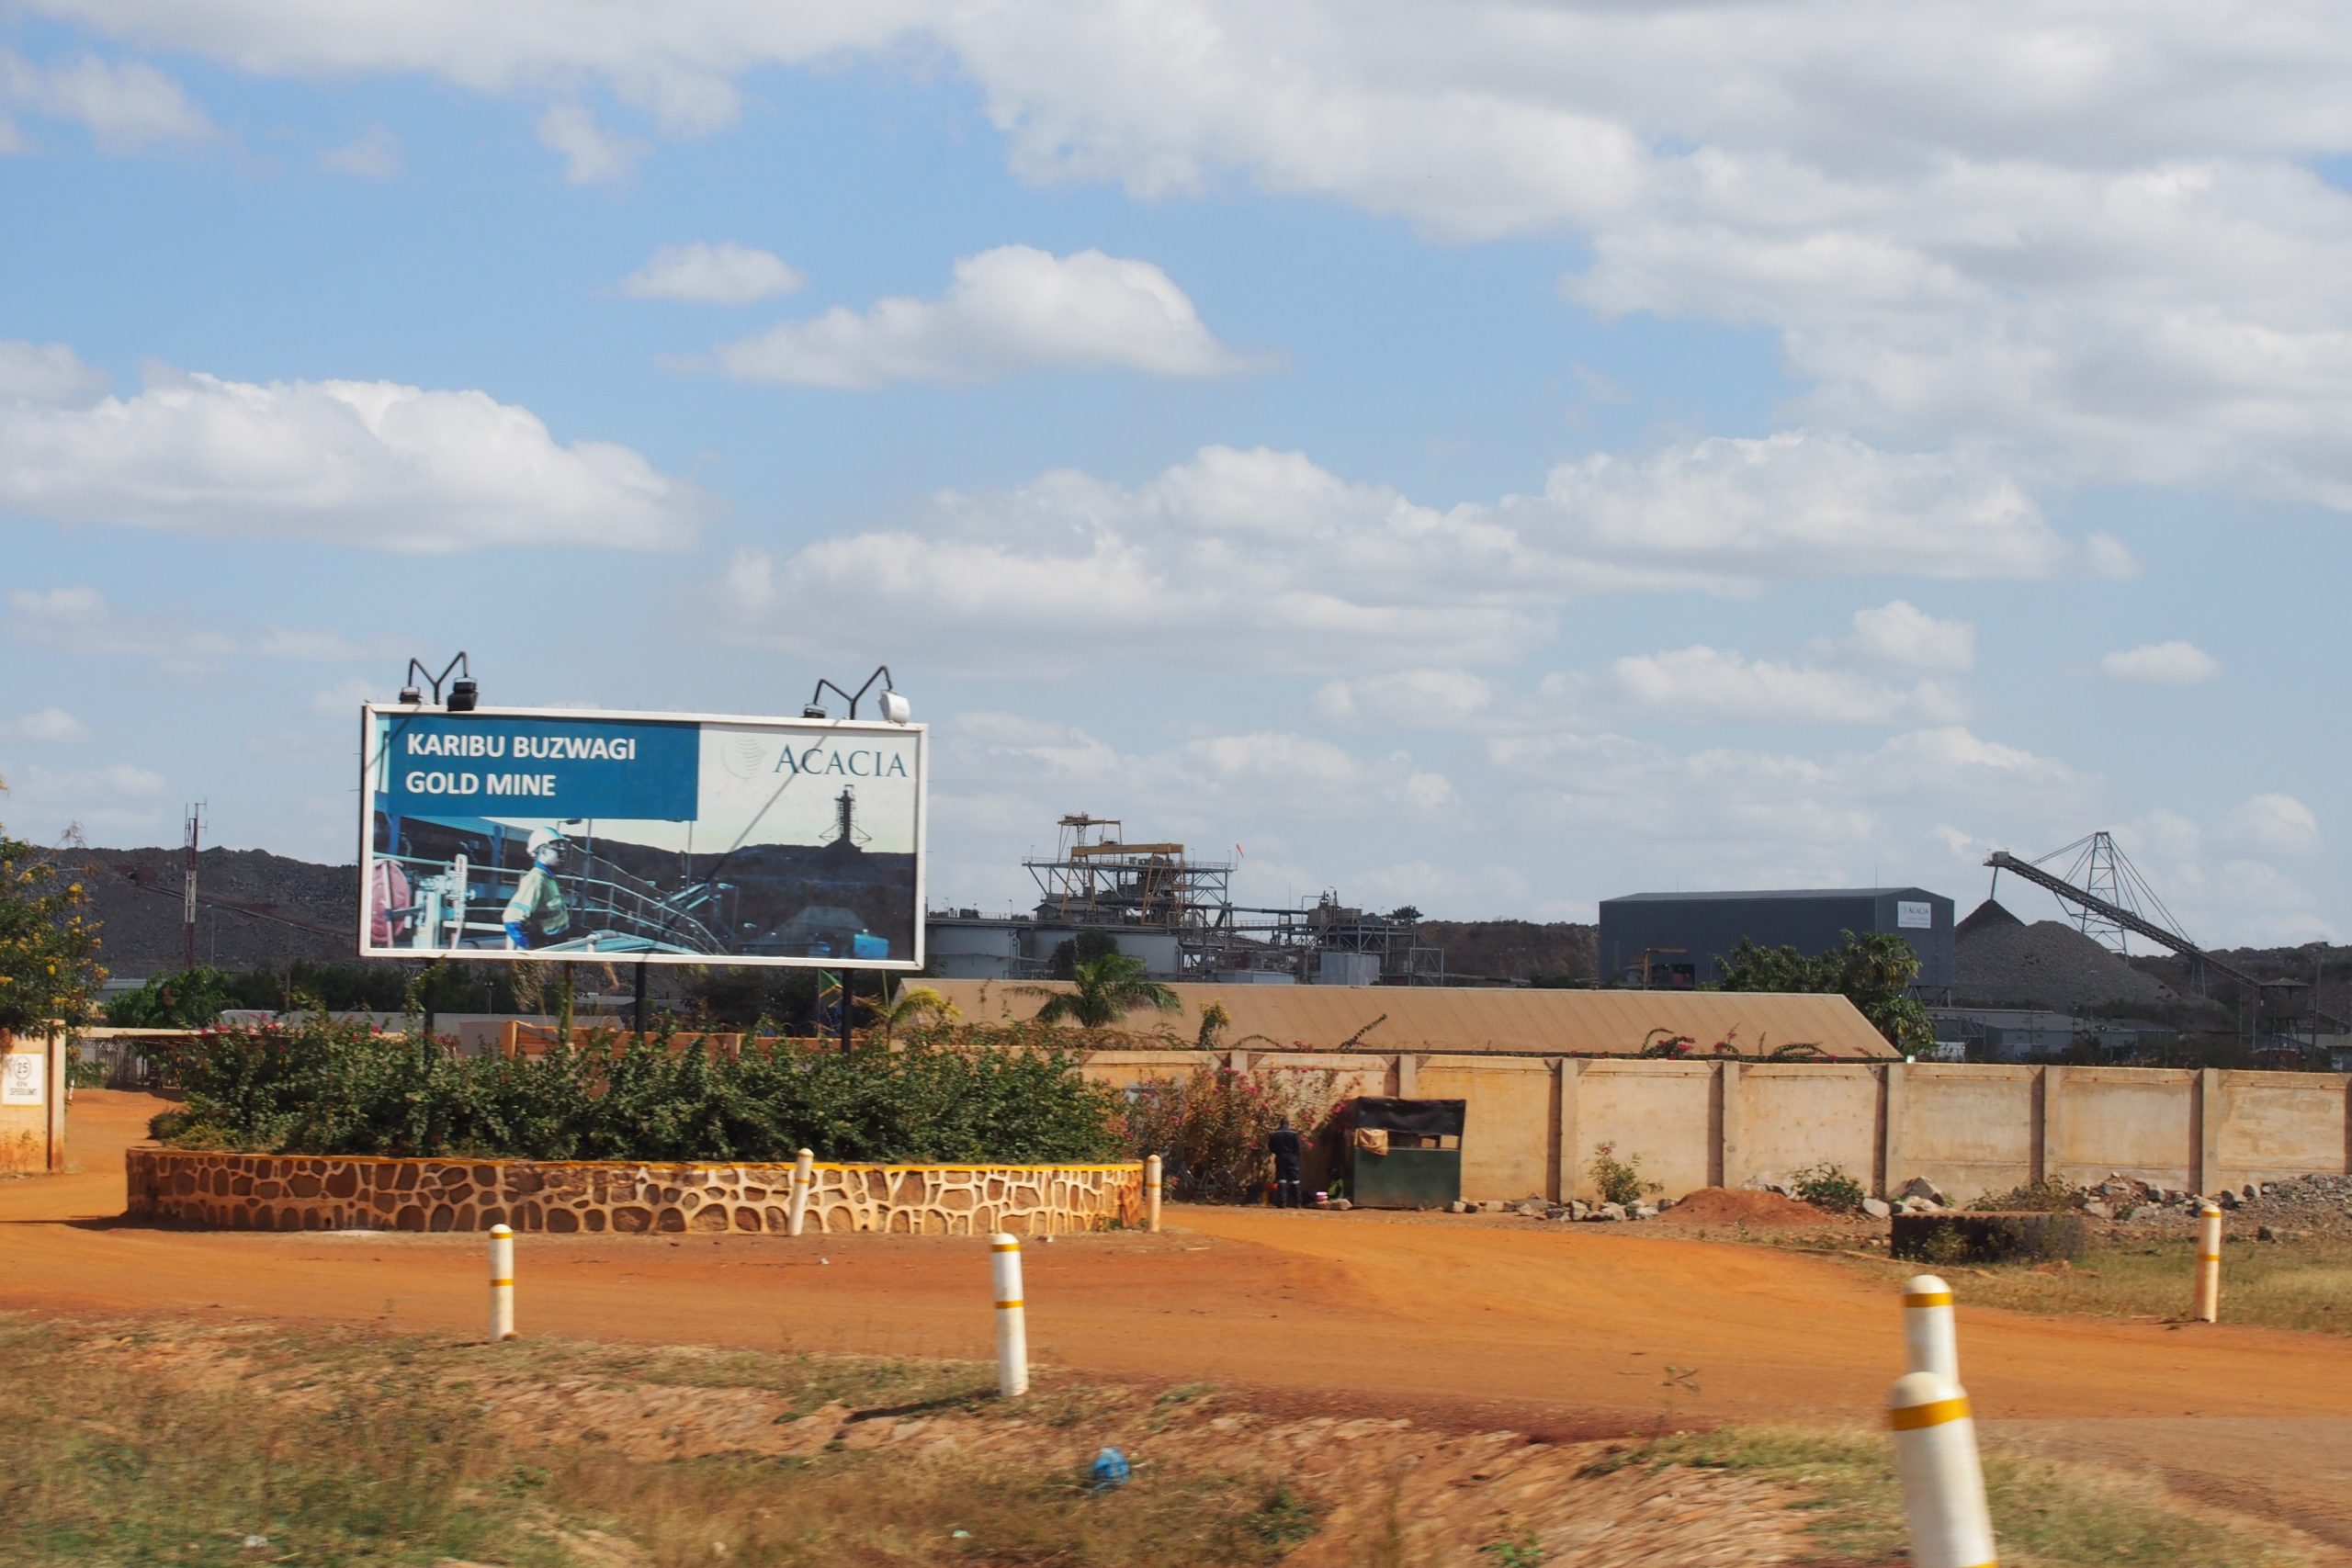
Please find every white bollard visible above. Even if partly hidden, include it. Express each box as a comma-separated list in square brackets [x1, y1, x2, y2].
[789, 1147, 815, 1238]
[2195, 1201, 2222, 1324]
[1145, 1155, 1163, 1235]
[1889, 1371, 1997, 1568]
[990, 1231, 1029, 1397]
[488, 1224, 516, 1342]
[1903, 1274, 1960, 1383]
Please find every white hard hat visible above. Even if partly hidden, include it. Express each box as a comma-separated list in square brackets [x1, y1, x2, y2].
[526, 827, 569, 855]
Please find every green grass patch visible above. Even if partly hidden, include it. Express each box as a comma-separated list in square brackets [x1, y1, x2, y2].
[1613, 1424, 2305, 1568]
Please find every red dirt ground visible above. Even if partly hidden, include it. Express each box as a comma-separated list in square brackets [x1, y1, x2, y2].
[9, 1092, 2352, 1557]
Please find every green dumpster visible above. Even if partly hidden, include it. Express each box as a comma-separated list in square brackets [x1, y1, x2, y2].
[1340, 1097, 1466, 1210]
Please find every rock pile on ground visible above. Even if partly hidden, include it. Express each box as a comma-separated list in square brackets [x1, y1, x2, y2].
[1953, 898, 2177, 1012]
[2014, 1170, 2352, 1240]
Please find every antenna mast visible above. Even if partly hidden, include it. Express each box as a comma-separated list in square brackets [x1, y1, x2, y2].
[182, 802, 207, 971]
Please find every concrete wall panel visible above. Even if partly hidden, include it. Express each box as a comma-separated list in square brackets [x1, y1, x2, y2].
[1894, 1066, 2038, 1201]
[1736, 1066, 1881, 1188]
[2054, 1068, 2195, 1189]
[1572, 1062, 1714, 1200]
[1419, 1055, 1554, 1201]
[2213, 1073, 2351, 1185]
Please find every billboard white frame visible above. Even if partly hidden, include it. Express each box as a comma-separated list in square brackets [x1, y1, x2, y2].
[357, 702, 928, 970]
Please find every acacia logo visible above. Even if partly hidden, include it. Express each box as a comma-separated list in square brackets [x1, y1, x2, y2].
[717, 734, 769, 781]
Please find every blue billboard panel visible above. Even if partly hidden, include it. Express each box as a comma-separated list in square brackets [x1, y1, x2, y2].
[376, 713, 699, 820]
[361, 705, 925, 969]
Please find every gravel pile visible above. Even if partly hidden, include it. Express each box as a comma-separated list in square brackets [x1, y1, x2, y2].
[1972, 1171, 2352, 1240]
[63, 845, 356, 977]
[1953, 899, 2177, 1012]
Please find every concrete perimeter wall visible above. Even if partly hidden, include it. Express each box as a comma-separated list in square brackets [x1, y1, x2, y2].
[128, 1148, 1144, 1235]
[1088, 1049, 2352, 1202]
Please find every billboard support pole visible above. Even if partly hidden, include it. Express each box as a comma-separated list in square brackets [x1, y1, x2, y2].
[632, 961, 649, 1042]
[839, 971, 854, 1053]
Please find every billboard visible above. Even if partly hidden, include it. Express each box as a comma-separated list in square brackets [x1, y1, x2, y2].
[360, 704, 925, 968]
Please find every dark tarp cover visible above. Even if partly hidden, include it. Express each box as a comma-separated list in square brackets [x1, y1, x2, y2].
[1349, 1097, 1467, 1138]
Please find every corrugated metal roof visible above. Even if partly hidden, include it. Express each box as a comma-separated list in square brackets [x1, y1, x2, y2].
[1603, 887, 1939, 904]
[922, 981, 1896, 1059]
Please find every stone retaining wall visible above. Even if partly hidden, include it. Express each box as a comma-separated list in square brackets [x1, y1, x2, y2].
[125, 1147, 1145, 1235]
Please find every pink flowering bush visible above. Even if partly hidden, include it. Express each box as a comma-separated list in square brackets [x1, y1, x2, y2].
[1123, 1064, 1341, 1202]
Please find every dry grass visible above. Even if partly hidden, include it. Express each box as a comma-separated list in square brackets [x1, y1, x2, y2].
[0, 1314, 1315, 1568]
[1595, 1424, 2309, 1568]
[1835, 1234, 2352, 1335]
[0, 1312, 2312, 1567]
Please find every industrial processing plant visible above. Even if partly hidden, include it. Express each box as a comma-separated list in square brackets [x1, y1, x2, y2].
[925, 814, 1447, 986]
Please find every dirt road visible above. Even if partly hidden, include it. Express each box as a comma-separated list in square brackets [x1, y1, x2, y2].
[10, 1092, 2352, 1551]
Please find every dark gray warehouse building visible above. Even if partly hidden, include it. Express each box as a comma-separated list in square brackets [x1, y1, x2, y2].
[1597, 887, 1956, 998]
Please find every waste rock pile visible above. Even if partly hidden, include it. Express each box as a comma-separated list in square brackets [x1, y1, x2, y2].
[1953, 899, 2177, 1013]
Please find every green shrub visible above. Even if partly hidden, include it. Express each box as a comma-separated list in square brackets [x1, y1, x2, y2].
[1970, 1177, 2080, 1213]
[1892, 1212, 2087, 1265]
[1589, 1143, 1661, 1208]
[1792, 1161, 1868, 1213]
[152, 1018, 1126, 1162]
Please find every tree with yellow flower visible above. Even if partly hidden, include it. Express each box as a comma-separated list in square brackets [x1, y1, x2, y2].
[0, 793, 107, 1038]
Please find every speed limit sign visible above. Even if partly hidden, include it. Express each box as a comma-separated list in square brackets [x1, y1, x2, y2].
[1, 1051, 42, 1106]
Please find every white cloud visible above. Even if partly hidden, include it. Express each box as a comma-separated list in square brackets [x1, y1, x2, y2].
[43, 6, 2352, 502]
[712, 245, 1251, 387]
[1315, 669, 1494, 728]
[1485, 722, 2092, 892]
[7, 584, 383, 673]
[0, 50, 216, 150]
[309, 676, 377, 717]
[0, 341, 108, 406]
[624, 241, 805, 304]
[0, 707, 92, 743]
[2100, 640, 2222, 684]
[0, 761, 171, 840]
[1503, 433, 2075, 582]
[1838, 600, 1976, 672]
[320, 124, 401, 177]
[1603, 646, 1965, 727]
[0, 347, 698, 552]
[6, 585, 105, 621]
[2223, 793, 2320, 858]
[537, 103, 644, 185]
[717, 438, 2109, 675]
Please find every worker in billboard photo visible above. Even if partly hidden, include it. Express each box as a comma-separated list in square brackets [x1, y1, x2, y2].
[503, 828, 573, 949]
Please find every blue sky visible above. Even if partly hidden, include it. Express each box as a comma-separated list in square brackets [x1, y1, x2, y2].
[0, 3, 2344, 946]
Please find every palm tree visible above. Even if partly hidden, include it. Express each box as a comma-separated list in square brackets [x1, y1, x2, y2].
[1014, 953, 1180, 1029]
[860, 983, 959, 1044]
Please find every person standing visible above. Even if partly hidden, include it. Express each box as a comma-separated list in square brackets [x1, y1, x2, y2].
[503, 828, 573, 950]
[1267, 1116, 1304, 1209]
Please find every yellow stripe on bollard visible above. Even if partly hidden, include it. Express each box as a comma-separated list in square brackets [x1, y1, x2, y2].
[1902, 1274, 1961, 1383]
[1889, 1395, 1973, 1431]
[2195, 1202, 2222, 1323]
[1889, 1370, 1997, 1568]
[989, 1231, 1029, 1397]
